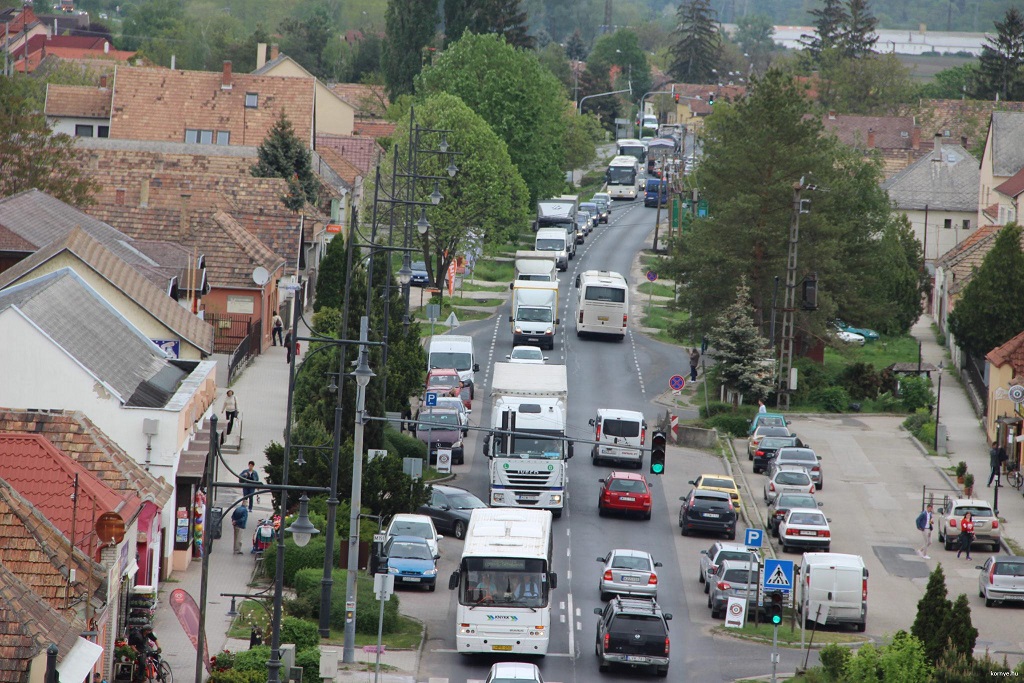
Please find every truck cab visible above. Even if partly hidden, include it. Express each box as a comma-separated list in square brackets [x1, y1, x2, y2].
[534, 228, 569, 271]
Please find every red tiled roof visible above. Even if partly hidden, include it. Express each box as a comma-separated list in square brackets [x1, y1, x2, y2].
[821, 114, 918, 150]
[995, 167, 1024, 199]
[44, 84, 112, 118]
[330, 83, 389, 117]
[317, 146, 362, 186]
[982, 202, 1001, 221]
[17, 45, 136, 73]
[987, 328, 1024, 375]
[353, 118, 396, 139]
[0, 224, 36, 252]
[315, 134, 381, 175]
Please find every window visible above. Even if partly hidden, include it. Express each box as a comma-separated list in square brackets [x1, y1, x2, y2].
[186, 128, 230, 145]
[97, 125, 109, 138]
[216, 131, 230, 145]
[245, 92, 258, 108]
[943, 218, 952, 230]
[963, 219, 971, 230]
[74, 124, 94, 137]
[199, 130, 213, 144]
[185, 129, 199, 143]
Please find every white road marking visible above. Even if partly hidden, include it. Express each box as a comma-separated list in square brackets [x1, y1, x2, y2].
[567, 590, 576, 656]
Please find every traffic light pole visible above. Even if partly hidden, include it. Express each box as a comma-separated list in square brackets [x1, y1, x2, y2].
[771, 623, 780, 683]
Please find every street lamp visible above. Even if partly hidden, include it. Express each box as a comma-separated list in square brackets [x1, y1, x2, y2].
[934, 363, 944, 451]
[286, 495, 319, 547]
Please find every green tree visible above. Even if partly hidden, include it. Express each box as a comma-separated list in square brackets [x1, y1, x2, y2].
[250, 113, 319, 212]
[669, 0, 721, 84]
[417, 32, 567, 203]
[705, 283, 775, 402]
[382, 0, 439, 101]
[863, 216, 926, 334]
[734, 14, 776, 75]
[820, 52, 916, 115]
[948, 223, 1024, 358]
[379, 92, 530, 290]
[314, 234, 351, 313]
[800, 0, 849, 62]
[912, 564, 954, 664]
[577, 62, 618, 128]
[119, 0, 188, 66]
[586, 30, 652, 103]
[839, 0, 879, 58]
[362, 452, 430, 520]
[564, 28, 587, 61]
[443, 0, 533, 49]
[536, 42, 572, 95]
[919, 63, 979, 99]
[562, 111, 603, 172]
[346, 35, 383, 83]
[279, 5, 336, 80]
[0, 77, 97, 206]
[944, 593, 979, 663]
[975, 7, 1024, 101]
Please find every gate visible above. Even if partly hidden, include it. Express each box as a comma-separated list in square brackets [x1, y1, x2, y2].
[207, 312, 259, 354]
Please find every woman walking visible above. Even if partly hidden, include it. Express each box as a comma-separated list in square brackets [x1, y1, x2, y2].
[956, 511, 975, 560]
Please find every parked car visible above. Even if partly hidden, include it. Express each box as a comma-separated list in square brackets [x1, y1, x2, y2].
[506, 346, 547, 364]
[429, 396, 470, 434]
[977, 555, 1024, 607]
[938, 498, 1000, 551]
[708, 559, 759, 619]
[594, 596, 672, 677]
[425, 367, 470, 409]
[747, 425, 793, 459]
[763, 465, 815, 504]
[678, 489, 737, 539]
[767, 492, 821, 537]
[834, 319, 880, 342]
[831, 323, 866, 345]
[747, 412, 789, 436]
[416, 484, 486, 540]
[380, 535, 439, 591]
[598, 471, 653, 519]
[772, 447, 823, 489]
[699, 542, 756, 593]
[688, 474, 740, 504]
[484, 662, 545, 683]
[413, 409, 465, 465]
[409, 260, 430, 287]
[778, 507, 832, 553]
[384, 513, 442, 557]
[597, 549, 661, 601]
[752, 435, 806, 474]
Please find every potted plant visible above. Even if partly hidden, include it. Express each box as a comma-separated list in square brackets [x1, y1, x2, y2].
[955, 461, 967, 484]
[963, 472, 975, 497]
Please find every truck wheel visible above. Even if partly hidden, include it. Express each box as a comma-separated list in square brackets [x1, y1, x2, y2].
[856, 621, 866, 633]
[552, 508, 563, 519]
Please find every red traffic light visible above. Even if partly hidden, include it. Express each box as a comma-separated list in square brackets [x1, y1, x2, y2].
[674, 93, 680, 103]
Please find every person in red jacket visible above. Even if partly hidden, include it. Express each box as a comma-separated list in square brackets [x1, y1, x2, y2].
[956, 511, 975, 560]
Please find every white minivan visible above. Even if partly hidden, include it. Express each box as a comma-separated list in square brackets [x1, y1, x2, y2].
[575, 270, 628, 341]
[535, 228, 569, 271]
[589, 408, 647, 467]
[797, 553, 868, 632]
[427, 335, 479, 398]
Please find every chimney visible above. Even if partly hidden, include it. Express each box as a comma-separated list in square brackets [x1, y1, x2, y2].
[961, 135, 968, 147]
[221, 61, 232, 90]
[911, 125, 920, 150]
[103, 40, 109, 54]
[933, 133, 943, 161]
[256, 42, 267, 70]
[270, 43, 279, 61]
[828, 110, 836, 120]
[139, 178, 149, 208]
[99, 74, 107, 88]
[180, 194, 192, 238]
[867, 128, 875, 149]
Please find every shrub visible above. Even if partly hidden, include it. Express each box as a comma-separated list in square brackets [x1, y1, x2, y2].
[383, 427, 426, 459]
[899, 374, 934, 412]
[208, 670, 265, 683]
[706, 413, 750, 438]
[792, 357, 832, 404]
[260, 536, 341, 586]
[295, 647, 321, 672]
[231, 646, 270, 671]
[281, 615, 320, 652]
[902, 408, 935, 444]
[809, 386, 850, 413]
[870, 391, 901, 413]
[838, 362, 882, 400]
[291, 568, 401, 635]
[819, 643, 851, 680]
[699, 401, 739, 419]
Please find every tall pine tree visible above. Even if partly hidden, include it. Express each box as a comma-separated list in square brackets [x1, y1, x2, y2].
[800, 0, 849, 62]
[250, 113, 318, 212]
[443, 0, 532, 49]
[839, 0, 878, 57]
[948, 223, 1024, 358]
[912, 564, 953, 664]
[382, 0, 439, 101]
[975, 8, 1024, 101]
[705, 283, 775, 402]
[669, 0, 721, 84]
[945, 594, 979, 663]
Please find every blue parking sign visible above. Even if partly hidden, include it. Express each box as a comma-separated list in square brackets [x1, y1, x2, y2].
[744, 528, 763, 548]
[425, 392, 438, 407]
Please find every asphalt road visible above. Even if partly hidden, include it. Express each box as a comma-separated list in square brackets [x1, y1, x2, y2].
[399, 200, 819, 683]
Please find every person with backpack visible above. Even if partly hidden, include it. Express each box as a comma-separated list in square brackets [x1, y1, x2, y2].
[915, 503, 933, 559]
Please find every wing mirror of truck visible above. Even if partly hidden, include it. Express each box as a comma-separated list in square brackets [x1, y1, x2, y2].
[473, 363, 480, 372]
[549, 573, 557, 589]
[448, 572, 460, 590]
[567, 441, 574, 459]
[575, 276, 580, 289]
[556, 318, 561, 325]
[482, 436, 490, 457]
[589, 418, 596, 426]
[509, 315, 514, 323]
[664, 613, 673, 621]
[594, 607, 604, 615]
[509, 282, 514, 290]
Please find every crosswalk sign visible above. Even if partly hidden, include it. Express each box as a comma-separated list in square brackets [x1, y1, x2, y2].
[763, 559, 794, 594]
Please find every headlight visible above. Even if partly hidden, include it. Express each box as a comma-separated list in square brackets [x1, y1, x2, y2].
[424, 568, 438, 576]
[493, 492, 505, 502]
[388, 566, 399, 574]
[514, 327, 522, 334]
[453, 440, 463, 449]
[550, 495, 562, 504]
[545, 328, 553, 335]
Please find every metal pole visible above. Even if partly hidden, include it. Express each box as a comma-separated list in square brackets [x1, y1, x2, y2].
[380, 146, 401, 404]
[934, 370, 943, 450]
[771, 623, 779, 683]
[374, 587, 386, 683]
[769, 275, 780, 346]
[342, 317, 372, 663]
[195, 415, 218, 683]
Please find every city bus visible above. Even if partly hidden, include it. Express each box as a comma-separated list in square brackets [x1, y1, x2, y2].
[605, 155, 641, 200]
[575, 270, 628, 340]
[449, 508, 556, 655]
[616, 138, 646, 162]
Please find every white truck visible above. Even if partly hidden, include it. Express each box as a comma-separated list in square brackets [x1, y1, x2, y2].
[510, 281, 559, 350]
[512, 250, 558, 283]
[485, 363, 573, 518]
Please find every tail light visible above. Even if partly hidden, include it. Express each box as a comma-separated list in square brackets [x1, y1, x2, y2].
[596, 423, 602, 441]
[664, 637, 670, 656]
[950, 519, 957, 528]
[862, 578, 868, 601]
[604, 570, 613, 581]
[579, 312, 584, 324]
[989, 564, 996, 584]
[769, 482, 776, 492]
[604, 633, 610, 650]
[622, 314, 628, 328]
[648, 574, 658, 585]
[812, 466, 820, 473]
[808, 484, 815, 493]
[992, 519, 999, 528]
[755, 450, 765, 457]
[641, 428, 646, 446]
[716, 581, 731, 591]
[786, 528, 800, 536]
[818, 530, 830, 537]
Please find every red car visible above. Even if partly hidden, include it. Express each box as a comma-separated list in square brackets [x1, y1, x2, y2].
[598, 471, 652, 520]
[425, 368, 470, 409]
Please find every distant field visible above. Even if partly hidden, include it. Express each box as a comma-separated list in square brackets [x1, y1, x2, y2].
[896, 54, 977, 80]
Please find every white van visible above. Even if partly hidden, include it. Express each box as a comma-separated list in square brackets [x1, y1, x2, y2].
[535, 228, 569, 271]
[427, 335, 479, 398]
[589, 409, 647, 467]
[797, 553, 868, 632]
[575, 270, 628, 341]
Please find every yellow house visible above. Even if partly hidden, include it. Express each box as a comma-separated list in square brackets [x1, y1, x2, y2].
[254, 44, 356, 137]
[977, 111, 1024, 228]
[985, 329, 1024, 467]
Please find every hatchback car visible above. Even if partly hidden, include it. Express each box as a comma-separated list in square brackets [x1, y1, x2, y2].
[977, 556, 1024, 607]
[698, 542, 756, 592]
[763, 465, 815, 503]
[506, 346, 547, 364]
[430, 396, 470, 434]
[772, 448, 823, 489]
[767, 492, 821, 537]
[938, 499, 1000, 551]
[413, 409, 465, 465]
[678, 489, 737, 539]
[689, 474, 740, 504]
[409, 260, 430, 287]
[597, 549, 661, 601]
[747, 425, 793, 459]
[778, 508, 831, 553]
[708, 559, 759, 619]
[598, 471, 653, 519]
[485, 661, 544, 683]
[416, 484, 486, 540]
[832, 325, 865, 345]
[382, 535, 439, 591]
[385, 513, 442, 557]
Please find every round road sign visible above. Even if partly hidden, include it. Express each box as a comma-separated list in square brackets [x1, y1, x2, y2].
[729, 603, 743, 615]
[669, 375, 686, 391]
[646, 270, 658, 282]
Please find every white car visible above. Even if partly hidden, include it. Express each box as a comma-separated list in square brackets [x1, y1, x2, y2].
[485, 662, 544, 683]
[506, 346, 547, 364]
[833, 327, 865, 345]
[778, 507, 831, 553]
[597, 548, 661, 600]
[385, 514, 442, 557]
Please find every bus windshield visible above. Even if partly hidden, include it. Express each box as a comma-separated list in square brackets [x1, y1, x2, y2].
[607, 167, 637, 185]
[459, 557, 548, 608]
[618, 145, 644, 160]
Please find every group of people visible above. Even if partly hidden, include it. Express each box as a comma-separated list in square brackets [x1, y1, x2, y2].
[916, 503, 976, 561]
[468, 572, 542, 604]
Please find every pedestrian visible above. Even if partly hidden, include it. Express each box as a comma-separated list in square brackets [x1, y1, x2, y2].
[988, 441, 1002, 486]
[284, 328, 292, 363]
[915, 503, 933, 559]
[956, 511, 975, 560]
[271, 310, 284, 346]
[239, 461, 260, 511]
[231, 504, 248, 554]
[758, 399, 767, 414]
[689, 348, 700, 382]
[223, 390, 239, 436]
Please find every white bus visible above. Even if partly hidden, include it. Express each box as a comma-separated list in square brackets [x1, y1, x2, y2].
[449, 508, 556, 655]
[606, 155, 641, 200]
[617, 138, 646, 162]
[575, 270, 629, 340]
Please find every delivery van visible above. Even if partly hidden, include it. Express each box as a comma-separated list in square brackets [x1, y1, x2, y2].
[534, 228, 569, 271]
[589, 408, 647, 467]
[797, 553, 868, 632]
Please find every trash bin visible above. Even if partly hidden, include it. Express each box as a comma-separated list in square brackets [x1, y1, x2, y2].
[209, 506, 224, 540]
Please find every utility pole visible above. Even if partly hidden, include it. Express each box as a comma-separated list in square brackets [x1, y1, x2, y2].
[777, 180, 806, 410]
[604, 0, 612, 33]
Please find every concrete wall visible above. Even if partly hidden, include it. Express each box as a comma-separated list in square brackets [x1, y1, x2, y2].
[904, 207, 976, 262]
[676, 425, 718, 449]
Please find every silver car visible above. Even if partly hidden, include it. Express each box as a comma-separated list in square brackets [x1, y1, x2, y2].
[978, 556, 1024, 607]
[431, 395, 470, 435]
[698, 542, 756, 593]
[707, 559, 759, 619]
[772, 447, 823, 489]
[763, 465, 815, 504]
[597, 549, 661, 601]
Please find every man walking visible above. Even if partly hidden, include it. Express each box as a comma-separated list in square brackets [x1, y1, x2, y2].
[231, 504, 248, 555]
[271, 310, 284, 346]
[239, 461, 260, 511]
[988, 441, 1008, 486]
[916, 503, 933, 559]
[689, 348, 700, 382]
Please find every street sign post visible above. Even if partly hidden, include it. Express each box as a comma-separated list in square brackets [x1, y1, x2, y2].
[669, 375, 685, 393]
[368, 449, 387, 462]
[763, 559, 795, 594]
[425, 392, 438, 407]
[436, 449, 453, 474]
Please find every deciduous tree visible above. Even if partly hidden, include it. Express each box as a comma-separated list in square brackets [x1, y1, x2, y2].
[562, 111, 603, 172]
[444, 0, 533, 49]
[251, 113, 319, 212]
[947, 223, 1024, 358]
[669, 0, 721, 84]
[975, 7, 1024, 101]
[382, 0, 438, 101]
[863, 217, 926, 335]
[587, 30, 651, 103]
[279, 5, 336, 79]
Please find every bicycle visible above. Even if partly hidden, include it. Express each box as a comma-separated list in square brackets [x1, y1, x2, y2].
[1005, 462, 1023, 491]
[145, 650, 172, 683]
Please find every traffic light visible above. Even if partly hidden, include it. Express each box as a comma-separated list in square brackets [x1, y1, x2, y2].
[707, 92, 716, 105]
[767, 591, 784, 625]
[650, 431, 667, 475]
[674, 93, 680, 103]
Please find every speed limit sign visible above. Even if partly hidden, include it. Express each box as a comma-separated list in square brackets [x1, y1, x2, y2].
[436, 449, 452, 474]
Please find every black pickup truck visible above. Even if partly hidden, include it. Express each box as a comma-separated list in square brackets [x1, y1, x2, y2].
[594, 596, 672, 677]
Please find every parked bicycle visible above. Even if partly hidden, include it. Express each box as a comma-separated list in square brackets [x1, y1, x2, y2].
[1005, 461, 1024, 491]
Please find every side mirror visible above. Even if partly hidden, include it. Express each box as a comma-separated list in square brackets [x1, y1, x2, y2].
[664, 613, 673, 621]
[688, 480, 696, 486]
[549, 573, 557, 589]
[700, 550, 708, 556]
[509, 282, 514, 290]
[437, 535, 444, 541]
[473, 363, 480, 372]
[654, 561, 663, 567]
[543, 357, 549, 361]
[567, 441, 574, 459]
[555, 318, 561, 325]
[509, 315, 514, 323]
[440, 505, 451, 511]
[594, 607, 604, 615]
[599, 478, 606, 483]
[679, 496, 686, 501]
[434, 554, 441, 560]
[589, 419, 596, 427]
[597, 556, 606, 562]
[449, 572, 460, 590]
[506, 355, 512, 360]
[575, 276, 581, 289]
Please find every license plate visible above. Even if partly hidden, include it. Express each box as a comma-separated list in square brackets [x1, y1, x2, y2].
[620, 497, 635, 502]
[704, 513, 720, 518]
[620, 575, 643, 583]
[404, 577, 421, 582]
[598, 316, 609, 321]
[800, 530, 818, 536]
[625, 656, 649, 663]
[492, 645, 513, 652]
[1005, 594, 1024, 600]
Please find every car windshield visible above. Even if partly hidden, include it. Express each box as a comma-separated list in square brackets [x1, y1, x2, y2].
[609, 479, 647, 493]
[953, 506, 994, 517]
[447, 492, 486, 509]
[390, 521, 431, 539]
[434, 398, 464, 412]
[427, 374, 459, 388]
[611, 555, 651, 571]
[702, 478, 734, 489]
[789, 512, 826, 525]
[412, 261, 426, 271]
[535, 239, 564, 251]
[388, 541, 433, 560]
[511, 348, 543, 360]
[603, 419, 640, 438]
[717, 550, 753, 563]
[581, 204, 598, 213]
[420, 412, 459, 428]
[430, 352, 472, 371]
[516, 306, 552, 323]
[776, 472, 810, 485]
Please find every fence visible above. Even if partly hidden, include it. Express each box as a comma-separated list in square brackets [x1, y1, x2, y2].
[963, 353, 988, 414]
[204, 312, 262, 381]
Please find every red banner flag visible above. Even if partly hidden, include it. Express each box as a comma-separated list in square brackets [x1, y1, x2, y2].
[169, 588, 212, 672]
[447, 259, 456, 297]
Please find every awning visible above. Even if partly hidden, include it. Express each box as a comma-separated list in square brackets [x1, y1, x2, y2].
[57, 637, 103, 683]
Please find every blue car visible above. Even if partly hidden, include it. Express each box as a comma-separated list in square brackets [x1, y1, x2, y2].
[834, 319, 880, 342]
[410, 261, 430, 287]
[383, 535, 439, 591]
[747, 413, 788, 436]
